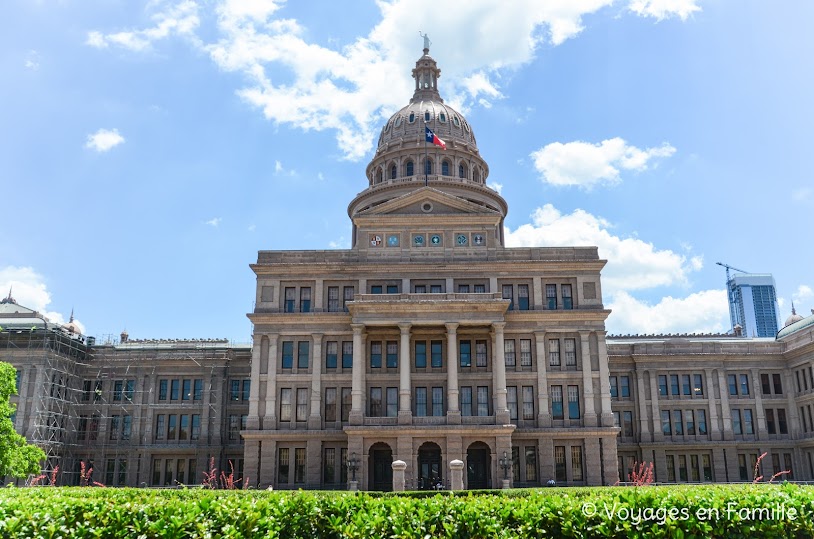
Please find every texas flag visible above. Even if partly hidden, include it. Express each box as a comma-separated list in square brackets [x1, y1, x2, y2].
[425, 126, 446, 150]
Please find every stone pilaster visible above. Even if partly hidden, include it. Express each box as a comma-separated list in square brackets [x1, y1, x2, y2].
[446, 322, 460, 423]
[492, 322, 509, 424]
[350, 324, 366, 425]
[534, 331, 551, 427]
[649, 371, 663, 442]
[398, 323, 412, 424]
[308, 334, 323, 429]
[717, 370, 734, 441]
[704, 368, 721, 441]
[752, 368, 766, 439]
[247, 337, 262, 429]
[264, 334, 278, 430]
[596, 332, 614, 427]
[580, 332, 597, 427]
[635, 368, 650, 442]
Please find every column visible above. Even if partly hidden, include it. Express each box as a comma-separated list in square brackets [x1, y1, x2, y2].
[704, 369, 721, 441]
[717, 370, 734, 441]
[649, 371, 663, 442]
[534, 331, 550, 427]
[308, 334, 323, 429]
[596, 332, 614, 427]
[579, 332, 597, 427]
[751, 369, 766, 439]
[248, 336, 262, 429]
[532, 277, 543, 311]
[446, 323, 461, 423]
[635, 369, 650, 442]
[785, 370, 801, 437]
[492, 322, 509, 424]
[398, 324, 412, 425]
[264, 334, 279, 430]
[350, 324, 366, 425]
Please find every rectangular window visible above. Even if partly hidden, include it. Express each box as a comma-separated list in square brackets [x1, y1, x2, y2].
[623, 410, 634, 437]
[324, 448, 336, 484]
[682, 374, 691, 396]
[461, 386, 472, 417]
[167, 414, 177, 440]
[294, 448, 306, 483]
[525, 447, 538, 482]
[106, 459, 116, 486]
[562, 284, 573, 310]
[658, 375, 668, 396]
[673, 410, 683, 435]
[474, 284, 486, 293]
[94, 380, 103, 402]
[386, 284, 398, 294]
[507, 386, 518, 420]
[327, 286, 339, 312]
[766, 408, 776, 434]
[282, 341, 294, 369]
[176, 459, 185, 486]
[621, 376, 630, 398]
[457, 284, 470, 293]
[369, 387, 383, 417]
[415, 341, 427, 368]
[193, 379, 203, 401]
[477, 386, 489, 416]
[778, 408, 788, 434]
[732, 409, 742, 434]
[548, 339, 560, 366]
[299, 287, 311, 312]
[784, 453, 793, 479]
[343, 286, 354, 311]
[460, 340, 472, 367]
[476, 340, 488, 367]
[155, 415, 165, 440]
[702, 454, 712, 481]
[230, 379, 240, 401]
[662, 410, 671, 435]
[386, 341, 398, 368]
[667, 455, 676, 482]
[296, 388, 308, 421]
[278, 448, 290, 484]
[503, 340, 515, 367]
[430, 284, 442, 293]
[728, 374, 737, 396]
[551, 385, 564, 420]
[546, 284, 557, 310]
[797, 371, 802, 393]
[284, 287, 296, 313]
[179, 414, 189, 441]
[326, 341, 338, 369]
[122, 415, 131, 440]
[520, 339, 532, 367]
[325, 388, 337, 422]
[609, 376, 618, 399]
[571, 446, 583, 481]
[342, 342, 353, 369]
[432, 387, 444, 416]
[370, 342, 382, 368]
[522, 386, 534, 420]
[686, 410, 695, 435]
[191, 415, 200, 440]
[89, 414, 99, 441]
[78, 415, 88, 440]
[118, 459, 128, 486]
[171, 379, 180, 401]
[415, 387, 427, 417]
[518, 284, 529, 310]
[414, 285, 426, 294]
[341, 388, 351, 422]
[113, 380, 123, 401]
[82, 380, 92, 402]
[670, 375, 680, 396]
[554, 446, 566, 482]
[743, 409, 754, 434]
[740, 374, 750, 395]
[431, 340, 443, 368]
[503, 284, 514, 310]
[567, 385, 580, 420]
[512, 447, 520, 483]
[738, 454, 748, 481]
[297, 342, 309, 369]
[761, 373, 772, 396]
[693, 374, 703, 396]
[280, 388, 292, 422]
[772, 373, 783, 394]
[386, 387, 398, 417]
[242, 380, 251, 401]
[182, 379, 191, 401]
[110, 415, 120, 440]
[228, 415, 239, 440]
[564, 339, 576, 367]
[678, 455, 688, 482]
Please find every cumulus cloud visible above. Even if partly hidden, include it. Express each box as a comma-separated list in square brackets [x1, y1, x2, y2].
[792, 187, 813, 203]
[793, 285, 813, 307]
[487, 181, 504, 194]
[85, 0, 200, 51]
[506, 204, 728, 334]
[328, 236, 350, 249]
[205, 217, 221, 227]
[628, 0, 702, 21]
[0, 266, 85, 333]
[530, 137, 676, 188]
[24, 50, 40, 70]
[85, 128, 125, 152]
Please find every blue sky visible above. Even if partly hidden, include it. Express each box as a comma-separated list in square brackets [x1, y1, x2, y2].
[2, 0, 813, 342]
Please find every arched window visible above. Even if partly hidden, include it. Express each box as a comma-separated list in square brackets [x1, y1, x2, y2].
[453, 116, 460, 127]
[441, 160, 450, 176]
[424, 111, 430, 122]
[424, 159, 433, 175]
[375, 168, 383, 184]
[458, 164, 466, 179]
[473, 169, 480, 183]
[408, 112, 415, 123]
[390, 164, 397, 179]
[405, 160, 414, 176]
[439, 113, 446, 123]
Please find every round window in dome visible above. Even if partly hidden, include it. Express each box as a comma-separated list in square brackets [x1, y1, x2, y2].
[409, 112, 415, 123]
[394, 116, 402, 127]
[453, 115, 460, 127]
[439, 113, 446, 123]
[464, 121, 470, 132]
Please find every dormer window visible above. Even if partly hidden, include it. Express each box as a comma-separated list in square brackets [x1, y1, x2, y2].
[394, 116, 402, 127]
[424, 111, 430, 122]
[439, 113, 446, 123]
[453, 116, 460, 127]
[409, 112, 415, 123]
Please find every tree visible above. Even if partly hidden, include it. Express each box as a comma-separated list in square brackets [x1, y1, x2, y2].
[0, 361, 46, 478]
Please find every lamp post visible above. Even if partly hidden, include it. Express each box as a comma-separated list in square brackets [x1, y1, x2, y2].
[499, 450, 512, 489]
[347, 451, 360, 491]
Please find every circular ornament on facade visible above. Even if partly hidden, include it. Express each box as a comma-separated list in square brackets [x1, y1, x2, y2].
[473, 234, 485, 246]
[430, 234, 442, 246]
[387, 234, 400, 247]
[456, 234, 468, 245]
[421, 202, 433, 213]
[413, 234, 425, 246]
[369, 234, 382, 247]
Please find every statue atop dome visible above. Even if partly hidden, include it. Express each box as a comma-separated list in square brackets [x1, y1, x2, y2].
[419, 31, 431, 53]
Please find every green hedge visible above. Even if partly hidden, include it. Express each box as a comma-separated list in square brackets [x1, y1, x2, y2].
[1, 484, 814, 538]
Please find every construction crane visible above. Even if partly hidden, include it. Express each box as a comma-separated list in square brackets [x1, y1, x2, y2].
[715, 262, 749, 283]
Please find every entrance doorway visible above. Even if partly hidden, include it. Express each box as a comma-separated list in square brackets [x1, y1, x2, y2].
[467, 442, 491, 489]
[369, 443, 393, 491]
[417, 442, 443, 490]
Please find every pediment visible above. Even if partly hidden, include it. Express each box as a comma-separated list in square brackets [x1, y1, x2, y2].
[358, 187, 499, 216]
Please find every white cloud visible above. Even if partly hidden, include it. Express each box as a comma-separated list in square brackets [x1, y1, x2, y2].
[24, 50, 40, 70]
[85, 128, 125, 152]
[205, 217, 222, 227]
[628, 0, 702, 21]
[247, 224, 256, 232]
[0, 266, 85, 333]
[317, 172, 325, 181]
[505, 204, 728, 334]
[530, 137, 676, 188]
[273, 160, 296, 176]
[487, 181, 504, 194]
[793, 187, 813, 203]
[793, 285, 813, 306]
[608, 289, 728, 335]
[86, 1, 200, 51]
[329, 236, 350, 249]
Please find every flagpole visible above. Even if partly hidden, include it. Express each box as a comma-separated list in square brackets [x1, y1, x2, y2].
[424, 120, 430, 187]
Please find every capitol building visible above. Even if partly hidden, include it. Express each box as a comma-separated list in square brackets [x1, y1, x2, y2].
[3, 45, 814, 490]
